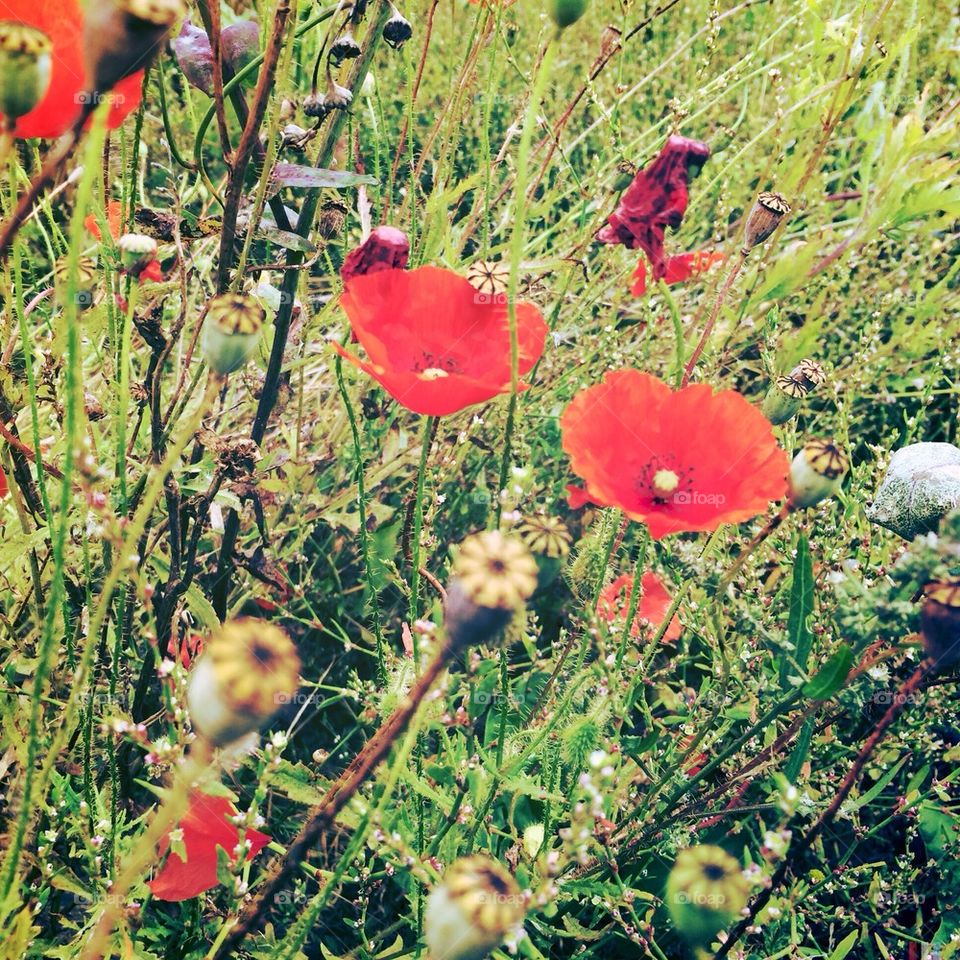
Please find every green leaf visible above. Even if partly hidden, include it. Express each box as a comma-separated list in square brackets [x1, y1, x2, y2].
[781, 535, 814, 687]
[268, 163, 378, 193]
[802, 645, 853, 700]
[827, 930, 859, 960]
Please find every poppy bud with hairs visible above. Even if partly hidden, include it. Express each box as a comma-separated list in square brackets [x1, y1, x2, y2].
[84, 0, 185, 99]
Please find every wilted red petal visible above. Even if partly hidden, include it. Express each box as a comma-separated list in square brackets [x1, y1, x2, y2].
[139, 259, 164, 283]
[341, 226, 410, 282]
[597, 136, 710, 280]
[560, 370, 788, 539]
[148, 792, 271, 902]
[338, 265, 547, 416]
[0, 464, 8, 499]
[2, 0, 143, 138]
[631, 250, 725, 297]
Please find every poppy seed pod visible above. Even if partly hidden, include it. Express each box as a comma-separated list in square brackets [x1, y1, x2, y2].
[201, 292, 265, 376]
[117, 232, 158, 276]
[329, 30, 361, 63]
[867, 442, 960, 541]
[516, 514, 572, 589]
[383, 6, 412, 49]
[761, 375, 807, 426]
[54, 255, 98, 310]
[424, 856, 525, 960]
[920, 580, 960, 669]
[84, 0, 185, 98]
[443, 531, 538, 651]
[186, 618, 301, 747]
[666, 846, 751, 946]
[789, 439, 848, 508]
[744, 191, 790, 250]
[547, 0, 590, 29]
[789, 358, 826, 393]
[0, 22, 52, 127]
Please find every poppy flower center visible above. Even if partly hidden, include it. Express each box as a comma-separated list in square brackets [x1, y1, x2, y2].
[411, 350, 461, 376]
[652, 469, 679, 496]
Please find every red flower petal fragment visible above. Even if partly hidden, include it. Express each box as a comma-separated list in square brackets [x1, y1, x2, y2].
[560, 370, 788, 539]
[337, 265, 548, 416]
[85, 201, 164, 283]
[341, 226, 410, 282]
[597, 136, 710, 281]
[148, 792, 271, 902]
[0, 464, 8, 499]
[630, 250, 725, 297]
[598, 572, 682, 643]
[1, 0, 143, 138]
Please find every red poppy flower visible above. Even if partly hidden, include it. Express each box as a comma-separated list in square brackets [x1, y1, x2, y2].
[561, 370, 788, 539]
[84, 201, 164, 283]
[630, 250, 725, 297]
[597, 136, 710, 281]
[1, 0, 143, 138]
[598, 572, 682, 643]
[336, 265, 548, 417]
[148, 792, 271, 902]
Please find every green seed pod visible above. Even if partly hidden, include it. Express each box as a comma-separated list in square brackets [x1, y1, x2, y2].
[516, 514, 572, 589]
[117, 233, 158, 275]
[54, 256, 99, 311]
[201, 292, 265, 376]
[0, 22, 52, 127]
[666, 846, 751, 947]
[761, 375, 807, 425]
[547, 0, 590, 29]
[789, 439, 848, 508]
[424, 856, 525, 960]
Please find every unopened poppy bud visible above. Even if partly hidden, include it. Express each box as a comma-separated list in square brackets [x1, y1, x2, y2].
[54, 256, 99, 311]
[84, 0, 185, 97]
[761, 375, 807, 426]
[341, 226, 410, 282]
[117, 233, 158, 276]
[789, 439, 848, 508]
[220, 20, 259, 77]
[329, 30, 361, 63]
[867, 442, 960, 540]
[187, 617, 301, 747]
[547, 0, 590, 29]
[743, 191, 790, 250]
[383, 6, 412, 49]
[316, 200, 348, 241]
[201, 292, 265, 376]
[424, 856, 525, 960]
[0, 22, 52, 127]
[666, 846, 751, 946]
[920, 579, 960, 669]
[278, 98, 297, 123]
[789, 358, 826, 393]
[443, 531, 538, 651]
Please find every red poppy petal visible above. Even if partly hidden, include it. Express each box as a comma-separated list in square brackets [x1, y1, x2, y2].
[4, 0, 143, 138]
[139, 260, 164, 283]
[0, 464, 8, 499]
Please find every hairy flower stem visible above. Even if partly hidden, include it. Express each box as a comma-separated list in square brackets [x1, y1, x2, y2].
[210, 645, 451, 960]
[495, 30, 560, 525]
[80, 741, 216, 960]
[409, 415, 436, 648]
[681, 249, 749, 387]
[211, 0, 391, 620]
[335, 354, 386, 683]
[714, 659, 933, 959]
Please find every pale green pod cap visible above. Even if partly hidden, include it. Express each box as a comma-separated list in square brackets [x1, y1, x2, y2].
[0, 22, 52, 127]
